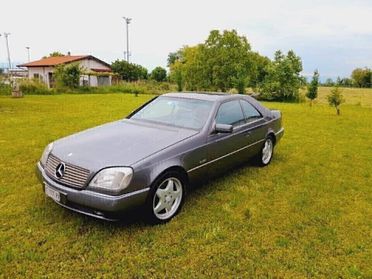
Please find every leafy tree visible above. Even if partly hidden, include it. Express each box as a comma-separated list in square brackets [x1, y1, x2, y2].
[323, 78, 335, 87]
[43, 52, 65, 59]
[167, 52, 181, 67]
[327, 86, 345, 115]
[54, 63, 82, 88]
[259, 50, 303, 102]
[249, 52, 271, 89]
[150, 66, 167, 82]
[306, 70, 319, 106]
[111, 60, 148, 81]
[351, 67, 371, 88]
[168, 45, 205, 91]
[168, 30, 258, 93]
[201, 30, 254, 93]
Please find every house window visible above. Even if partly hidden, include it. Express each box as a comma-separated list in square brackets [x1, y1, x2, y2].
[33, 73, 40, 79]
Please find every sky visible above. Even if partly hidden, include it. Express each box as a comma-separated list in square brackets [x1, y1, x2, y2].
[0, 0, 371, 80]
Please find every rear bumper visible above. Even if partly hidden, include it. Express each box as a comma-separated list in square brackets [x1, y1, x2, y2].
[36, 162, 149, 221]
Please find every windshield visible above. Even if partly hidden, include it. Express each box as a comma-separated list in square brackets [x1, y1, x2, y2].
[129, 96, 213, 130]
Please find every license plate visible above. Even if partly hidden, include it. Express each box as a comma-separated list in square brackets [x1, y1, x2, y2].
[45, 184, 61, 202]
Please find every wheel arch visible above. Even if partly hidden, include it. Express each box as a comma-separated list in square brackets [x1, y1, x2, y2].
[266, 129, 277, 145]
[150, 165, 189, 189]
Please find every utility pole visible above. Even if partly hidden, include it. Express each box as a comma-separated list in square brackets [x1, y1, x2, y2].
[26, 46, 31, 62]
[122, 17, 132, 63]
[4, 33, 12, 73]
[0, 34, 2, 74]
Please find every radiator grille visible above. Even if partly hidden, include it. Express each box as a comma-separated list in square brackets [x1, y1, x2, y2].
[45, 154, 91, 189]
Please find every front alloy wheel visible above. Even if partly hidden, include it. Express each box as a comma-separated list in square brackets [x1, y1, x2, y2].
[146, 172, 185, 224]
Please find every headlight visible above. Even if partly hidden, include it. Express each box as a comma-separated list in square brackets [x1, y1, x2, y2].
[40, 143, 54, 166]
[88, 167, 133, 194]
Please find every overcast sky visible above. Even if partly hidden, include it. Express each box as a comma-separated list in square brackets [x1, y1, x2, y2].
[1, 0, 371, 79]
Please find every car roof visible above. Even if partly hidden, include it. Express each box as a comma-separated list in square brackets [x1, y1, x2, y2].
[163, 92, 241, 102]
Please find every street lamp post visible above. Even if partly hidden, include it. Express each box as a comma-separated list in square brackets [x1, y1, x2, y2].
[4, 33, 12, 73]
[0, 34, 2, 74]
[26, 46, 31, 62]
[122, 17, 132, 63]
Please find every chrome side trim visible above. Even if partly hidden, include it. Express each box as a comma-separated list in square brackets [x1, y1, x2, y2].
[187, 138, 265, 173]
[275, 127, 284, 135]
[87, 187, 151, 199]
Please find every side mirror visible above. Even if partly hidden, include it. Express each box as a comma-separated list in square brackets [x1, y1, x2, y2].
[215, 123, 233, 133]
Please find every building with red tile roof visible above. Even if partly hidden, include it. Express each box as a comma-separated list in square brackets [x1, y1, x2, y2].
[19, 54, 112, 88]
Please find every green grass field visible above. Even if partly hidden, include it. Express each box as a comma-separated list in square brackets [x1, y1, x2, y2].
[0, 91, 371, 278]
[302, 86, 372, 107]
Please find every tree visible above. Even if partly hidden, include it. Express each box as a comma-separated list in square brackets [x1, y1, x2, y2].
[323, 78, 335, 87]
[168, 29, 258, 93]
[201, 30, 254, 93]
[150, 66, 167, 82]
[249, 52, 271, 89]
[351, 67, 371, 88]
[306, 70, 319, 106]
[327, 86, 345, 115]
[54, 63, 82, 88]
[43, 51, 65, 59]
[168, 45, 205, 91]
[259, 50, 303, 102]
[111, 60, 148, 81]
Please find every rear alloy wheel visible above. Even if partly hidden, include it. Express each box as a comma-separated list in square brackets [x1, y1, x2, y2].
[259, 137, 274, 166]
[146, 172, 185, 224]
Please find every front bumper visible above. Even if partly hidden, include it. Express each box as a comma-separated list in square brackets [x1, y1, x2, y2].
[36, 162, 149, 221]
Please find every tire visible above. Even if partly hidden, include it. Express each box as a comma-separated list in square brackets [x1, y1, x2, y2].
[256, 136, 274, 167]
[145, 171, 186, 224]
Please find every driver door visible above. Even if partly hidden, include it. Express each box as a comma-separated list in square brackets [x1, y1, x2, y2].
[206, 100, 249, 177]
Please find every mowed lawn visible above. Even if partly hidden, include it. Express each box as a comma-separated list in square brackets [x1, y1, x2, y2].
[0, 92, 371, 278]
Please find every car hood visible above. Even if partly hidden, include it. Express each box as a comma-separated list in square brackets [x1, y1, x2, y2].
[52, 119, 198, 171]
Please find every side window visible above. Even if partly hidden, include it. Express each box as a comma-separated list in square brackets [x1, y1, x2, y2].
[240, 100, 262, 122]
[216, 100, 245, 126]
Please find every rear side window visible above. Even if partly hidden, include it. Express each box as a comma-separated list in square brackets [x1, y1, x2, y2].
[240, 100, 262, 122]
[216, 100, 245, 126]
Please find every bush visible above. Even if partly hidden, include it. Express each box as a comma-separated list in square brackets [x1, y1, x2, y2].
[0, 79, 11, 95]
[54, 63, 82, 89]
[327, 86, 345, 115]
[111, 60, 148, 81]
[19, 79, 51, 95]
[150, 67, 167, 82]
[258, 50, 304, 102]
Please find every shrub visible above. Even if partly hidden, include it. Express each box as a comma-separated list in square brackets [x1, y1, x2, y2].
[327, 86, 345, 115]
[0, 79, 11, 95]
[306, 70, 319, 105]
[19, 79, 50, 95]
[150, 67, 167, 82]
[258, 50, 304, 102]
[111, 60, 148, 81]
[54, 63, 82, 89]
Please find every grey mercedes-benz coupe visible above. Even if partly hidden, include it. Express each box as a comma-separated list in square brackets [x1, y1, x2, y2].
[36, 92, 284, 223]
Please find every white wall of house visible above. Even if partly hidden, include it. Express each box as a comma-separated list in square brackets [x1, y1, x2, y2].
[28, 66, 54, 86]
[79, 59, 111, 71]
